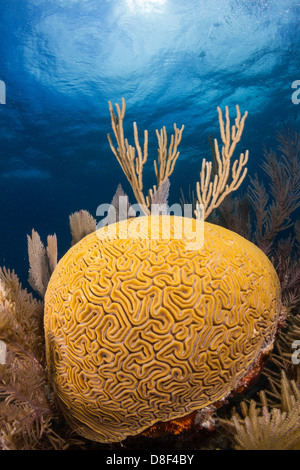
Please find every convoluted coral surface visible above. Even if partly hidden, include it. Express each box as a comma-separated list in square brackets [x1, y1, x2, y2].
[44, 216, 281, 443]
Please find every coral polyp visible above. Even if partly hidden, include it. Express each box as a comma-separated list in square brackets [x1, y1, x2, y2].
[44, 215, 281, 443]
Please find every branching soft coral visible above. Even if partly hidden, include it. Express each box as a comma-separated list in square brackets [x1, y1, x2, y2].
[269, 235, 300, 313]
[0, 348, 59, 450]
[0, 268, 84, 450]
[263, 310, 300, 392]
[0, 267, 44, 362]
[247, 128, 300, 256]
[220, 372, 300, 450]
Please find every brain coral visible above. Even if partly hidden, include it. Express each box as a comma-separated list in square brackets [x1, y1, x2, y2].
[44, 215, 281, 443]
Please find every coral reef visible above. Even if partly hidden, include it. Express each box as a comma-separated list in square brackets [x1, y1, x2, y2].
[0, 99, 299, 449]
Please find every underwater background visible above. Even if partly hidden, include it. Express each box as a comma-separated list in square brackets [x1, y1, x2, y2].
[0, 0, 299, 289]
[1, 0, 300, 453]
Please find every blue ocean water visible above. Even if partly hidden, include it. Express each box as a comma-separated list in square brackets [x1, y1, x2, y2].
[0, 0, 299, 289]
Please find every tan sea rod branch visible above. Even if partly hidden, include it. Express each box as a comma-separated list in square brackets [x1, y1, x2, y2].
[195, 105, 249, 220]
[107, 98, 150, 214]
[107, 97, 184, 215]
[155, 123, 185, 186]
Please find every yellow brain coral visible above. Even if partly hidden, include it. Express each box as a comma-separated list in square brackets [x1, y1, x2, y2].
[44, 215, 281, 443]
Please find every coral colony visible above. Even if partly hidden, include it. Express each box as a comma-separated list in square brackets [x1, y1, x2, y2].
[0, 99, 300, 450]
[44, 215, 281, 443]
